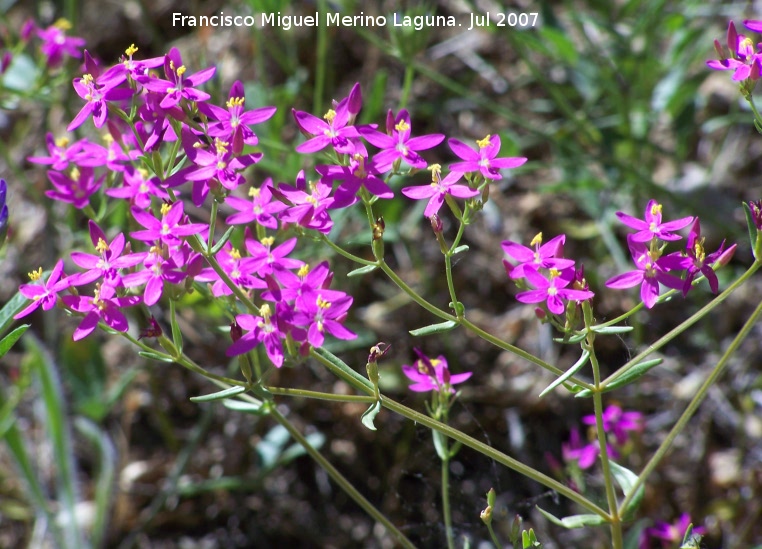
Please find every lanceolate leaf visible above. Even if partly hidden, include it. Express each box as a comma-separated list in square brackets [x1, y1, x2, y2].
[540, 350, 589, 397]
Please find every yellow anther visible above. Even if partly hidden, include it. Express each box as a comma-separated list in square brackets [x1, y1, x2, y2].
[316, 295, 332, 309]
[230, 248, 241, 260]
[650, 203, 663, 216]
[176, 65, 187, 76]
[28, 267, 43, 281]
[530, 232, 543, 247]
[741, 37, 754, 50]
[138, 168, 149, 178]
[54, 18, 72, 30]
[297, 264, 310, 278]
[169, 60, 175, 70]
[70, 167, 80, 181]
[323, 109, 336, 122]
[429, 163, 442, 180]
[548, 268, 561, 279]
[260, 236, 275, 247]
[248, 187, 261, 198]
[95, 238, 109, 254]
[125, 44, 139, 57]
[102, 133, 114, 144]
[394, 120, 411, 133]
[160, 202, 172, 216]
[214, 139, 229, 155]
[193, 141, 204, 148]
[476, 135, 492, 149]
[55, 137, 70, 148]
[216, 161, 227, 170]
[259, 303, 272, 318]
[81, 74, 94, 85]
[430, 358, 442, 367]
[226, 97, 245, 108]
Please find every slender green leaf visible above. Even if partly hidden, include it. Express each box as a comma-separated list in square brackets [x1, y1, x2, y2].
[432, 430, 448, 460]
[0, 290, 29, 337]
[313, 347, 373, 390]
[743, 201, 758, 255]
[575, 358, 663, 397]
[536, 505, 607, 528]
[540, 350, 589, 398]
[223, 399, 267, 415]
[347, 264, 378, 277]
[591, 325, 633, 335]
[75, 418, 115, 549]
[450, 245, 469, 255]
[210, 225, 236, 255]
[0, 324, 28, 358]
[553, 333, 586, 344]
[138, 350, 175, 363]
[24, 334, 84, 548]
[190, 386, 247, 402]
[361, 400, 382, 431]
[409, 320, 458, 337]
[610, 461, 645, 521]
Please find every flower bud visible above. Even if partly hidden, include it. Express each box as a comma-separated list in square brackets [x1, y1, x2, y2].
[429, 214, 443, 235]
[230, 319, 243, 343]
[347, 82, 362, 118]
[715, 243, 737, 267]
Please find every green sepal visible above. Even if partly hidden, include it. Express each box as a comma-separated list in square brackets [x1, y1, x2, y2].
[449, 301, 465, 317]
[223, 399, 268, 415]
[609, 461, 644, 521]
[0, 324, 29, 359]
[190, 386, 247, 402]
[539, 350, 589, 397]
[138, 351, 175, 363]
[409, 320, 458, 336]
[361, 400, 382, 431]
[210, 225, 237, 255]
[536, 505, 607, 528]
[591, 325, 633, 335]
[347, 264, 378, 277]
[575, 358, 663, 397]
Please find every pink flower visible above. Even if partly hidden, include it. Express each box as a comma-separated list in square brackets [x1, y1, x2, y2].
[515, 267, 594, 315]
[448, 135, 527, 180]
[502, 233, 575, 279]
[14, 260, 71, 319]
[615, 200, 693, 243]
[400, 166, 478, 217]
[62, 284, 140, 341]
[640, 514, 705, 549]
[401, 349, 472, 394]
[361, 109, 444, 171]
[582, 404, 643, 446]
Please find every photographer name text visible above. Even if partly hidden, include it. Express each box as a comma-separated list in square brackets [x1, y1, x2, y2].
[172, 11, 539, 31]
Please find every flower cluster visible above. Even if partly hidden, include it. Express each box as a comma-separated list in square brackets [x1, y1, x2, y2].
[606, 200, 735, 308]
[502, 232, 594, 316]
[562, 404, 643, 470]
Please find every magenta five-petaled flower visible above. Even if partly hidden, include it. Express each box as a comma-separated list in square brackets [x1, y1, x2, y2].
[502, 233, 575, 279]
[516, 267, 594, 315]
[400, 164, 479, 217]
[68, 51, 132, 131]
[448, 134, 527, 180]
[616, 200, 693, 243]
[14, 260, 71, 319]
[137, 47, 216, 109]
[401, 349, 472, 394]
[361, 109, 444, 171]
[62, 284, 140, 341]
[605, 235, 685, 309]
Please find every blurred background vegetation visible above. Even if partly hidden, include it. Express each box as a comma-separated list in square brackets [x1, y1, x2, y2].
[1, 0, 761, 547]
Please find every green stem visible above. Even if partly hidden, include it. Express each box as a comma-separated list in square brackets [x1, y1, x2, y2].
[589, 348, 623, 549]
[442, 450, 455, 549]
[319, 234, 376, 266]
[310, 349, 608, 518]
[267, 386, 377, 403]
[269, 406, 416, 549]
[618, 297, 762, 514]
[193, 234, 259, 314]
[602, 260, 760, 388]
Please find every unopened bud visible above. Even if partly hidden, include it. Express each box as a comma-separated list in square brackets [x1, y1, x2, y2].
[480, 505, 493, 525]
[138, 316, 163, 340]
[230, 319, 243, 343]
[715, 243, 737, 267]
[430, 214, 443, 234]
